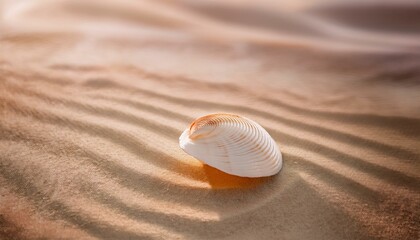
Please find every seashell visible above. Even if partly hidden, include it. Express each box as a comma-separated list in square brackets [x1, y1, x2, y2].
[179, 113, 283, 178]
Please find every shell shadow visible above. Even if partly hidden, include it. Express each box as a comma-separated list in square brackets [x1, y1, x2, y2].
[177, 160, 272, 190]
[202, 164, 271, 189]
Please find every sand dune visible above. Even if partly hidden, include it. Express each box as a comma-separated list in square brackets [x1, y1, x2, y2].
[1, 0, 419, 239]
[307, 2, 420, 34]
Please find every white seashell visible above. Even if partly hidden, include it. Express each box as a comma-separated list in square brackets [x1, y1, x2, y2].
[179, 113, 283, 178]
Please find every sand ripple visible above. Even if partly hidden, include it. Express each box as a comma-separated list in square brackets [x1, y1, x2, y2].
[1, 0, 419, 239]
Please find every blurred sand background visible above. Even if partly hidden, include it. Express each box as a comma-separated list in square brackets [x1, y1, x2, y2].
[0, 0, 419, 239]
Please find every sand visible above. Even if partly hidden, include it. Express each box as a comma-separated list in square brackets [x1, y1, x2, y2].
[0, 0, 419, 239]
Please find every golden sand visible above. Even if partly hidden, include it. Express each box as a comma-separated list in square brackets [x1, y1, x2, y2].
[0, 0, 419, 239]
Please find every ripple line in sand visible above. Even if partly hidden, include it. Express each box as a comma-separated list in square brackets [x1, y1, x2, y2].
[0, 159, 155, 240]
[0, 124, 223, 220]
[1, 84, 203, 180]
[0, 121, 278, 222]
[298, 171, 417, 239]
[2, 95, 416, 221]
[286, 153, 380, 203]
[47, 63, 420, 137]
[4, 77, 419, 191]
[121, 65, 420, 137]
[1, 97, 275, 212]
[79, 75, 419, 162]
[11, 80, 420, 189]
[0, 141, 217, 237]
[87, 90, 420, 191]
[5, 69, 417, 161]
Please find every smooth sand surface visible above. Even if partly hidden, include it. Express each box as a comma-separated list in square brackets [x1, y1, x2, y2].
[1, 0, 419, 239]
